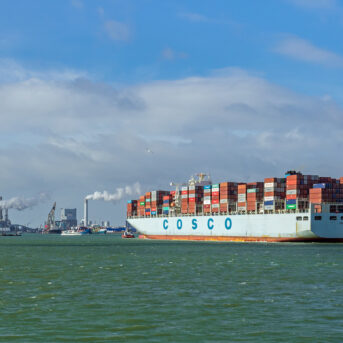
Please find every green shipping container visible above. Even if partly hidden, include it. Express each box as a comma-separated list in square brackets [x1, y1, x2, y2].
[140, 201, 145, 206]
[212, 184, 220, 188]
[247, 189, 257, 193]
[146, 199, 151, 202]
[163, 206, 169, 211]
[286, 204, 297, 210]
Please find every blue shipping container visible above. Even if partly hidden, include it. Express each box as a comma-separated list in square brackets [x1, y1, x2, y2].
[151, 211, 156, 215]
[286, 199, 296, 205]
[127, 200, 132, 203]
[204, 185, 211, 189]
[264, 201, 274, 206]
[313, 183, 326, 189]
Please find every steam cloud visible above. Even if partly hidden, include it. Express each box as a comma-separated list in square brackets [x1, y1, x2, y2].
[85, 183, 141, 202]
[0, 193, 49, 211]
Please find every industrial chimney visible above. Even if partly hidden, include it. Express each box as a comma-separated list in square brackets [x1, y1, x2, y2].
[0, 196, 2, 221]
[84, 199, 88, 227]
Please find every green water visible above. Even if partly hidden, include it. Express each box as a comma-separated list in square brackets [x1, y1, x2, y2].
[0, 235, 342, 342]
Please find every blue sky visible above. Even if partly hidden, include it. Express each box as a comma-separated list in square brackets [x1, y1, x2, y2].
[2, 0, 343, 90]
[1, 0, 343, 226]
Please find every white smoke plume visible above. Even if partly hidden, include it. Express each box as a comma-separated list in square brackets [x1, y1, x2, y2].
[85, 182, 141, 202]
[0, 193, 49, 211]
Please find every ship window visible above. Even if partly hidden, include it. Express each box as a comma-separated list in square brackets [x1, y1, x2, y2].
[341, 216, 343, 220]
[330, 206, 337, 213]
[314, 216, 322, 221]
[330, 216, 337, 221]
[303, 216, 309, 221]
[296, 216, 302, 221]
[338, 206, 343, 213]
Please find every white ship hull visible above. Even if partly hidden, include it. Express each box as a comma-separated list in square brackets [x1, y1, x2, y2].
[128, 209, 343, 242]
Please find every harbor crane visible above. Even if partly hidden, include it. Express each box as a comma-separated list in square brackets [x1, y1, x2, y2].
[45, 202, 56, 231]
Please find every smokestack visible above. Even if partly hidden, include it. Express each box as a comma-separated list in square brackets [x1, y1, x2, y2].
[5, 209, 8, 222]
[84, 199, 88, 227]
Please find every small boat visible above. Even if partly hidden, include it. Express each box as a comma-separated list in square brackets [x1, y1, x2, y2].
[92, 228, 107, 234]
[61, 227, 92, 236]
[122, 231, 135, 238]
[1, 231, 22, 236]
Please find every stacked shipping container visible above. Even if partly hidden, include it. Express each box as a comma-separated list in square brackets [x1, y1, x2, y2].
[162, 195, 171, 215]
[127, 172, 343, 218]
[127, 200, 137, 217]
[220, 182, 238, 213]
[188, 186, 203, 214]
[237, 184, 247, 211]
[264, 177, 286, 211]
[203, 185, 211, 213]
[286, 174, 319, 210]
[181, 186, 188, 214]
[246, 182, 264, 212]
[137, 195, 145, 216]
[211, 184, 220, 213]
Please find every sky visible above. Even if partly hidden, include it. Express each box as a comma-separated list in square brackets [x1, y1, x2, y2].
[1, 0, 343, 227]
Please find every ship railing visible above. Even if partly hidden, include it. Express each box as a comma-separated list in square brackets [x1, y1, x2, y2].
[127, 207, 313, 219]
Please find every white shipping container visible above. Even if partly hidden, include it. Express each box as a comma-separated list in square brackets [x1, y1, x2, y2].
[264, 205, 275, 210]
[188, 186, 195, 190]
[212, 187, 219, 192]
[238, 195, 246, 200]
[204, 200, 211, 205]
[212, 204, 219, 208]
[286, 190, 297, 195]
[181, 186, 188, 191]
[204, 196, 211, 201]
[264, 187, 275, 193]
[181, 194, 188, 199]
[237, 206, 246, 211]
[264, 196, 275, 201]
[220, 199, 228, 204]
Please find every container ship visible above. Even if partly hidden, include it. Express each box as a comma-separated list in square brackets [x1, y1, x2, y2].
[126, 172, 343, 242]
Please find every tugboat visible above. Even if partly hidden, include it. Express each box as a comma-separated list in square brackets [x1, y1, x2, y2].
[122, 229, 135, 239]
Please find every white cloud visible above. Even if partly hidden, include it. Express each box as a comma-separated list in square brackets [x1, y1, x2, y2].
[274, 36, 343, 67]
[71, 0, 83, 9]
[104, 20, 130, 41]
[161, 47, 188, 61]
[1, 62, 343, 226]
[288, 0, 338, 10]
[178, 12, 209, 22]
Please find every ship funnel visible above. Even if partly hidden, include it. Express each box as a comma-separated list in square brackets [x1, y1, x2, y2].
[5, 208, 8, 222]
[84, 199, 88, 227]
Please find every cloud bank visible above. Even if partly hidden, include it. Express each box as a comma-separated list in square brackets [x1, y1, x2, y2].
[1, 62, 343, 224]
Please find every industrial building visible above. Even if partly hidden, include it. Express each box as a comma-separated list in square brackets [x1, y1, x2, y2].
[55, 208, 77, 230]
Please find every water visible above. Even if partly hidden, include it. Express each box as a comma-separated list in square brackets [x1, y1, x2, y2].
[0, 235, 342, 342]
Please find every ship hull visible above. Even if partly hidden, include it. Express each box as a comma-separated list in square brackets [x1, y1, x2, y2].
[128, 211, 343, 242]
